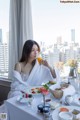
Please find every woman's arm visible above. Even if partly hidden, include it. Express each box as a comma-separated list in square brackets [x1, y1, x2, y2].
[48, 66, 56, 78]
[41, 60, 56, 78]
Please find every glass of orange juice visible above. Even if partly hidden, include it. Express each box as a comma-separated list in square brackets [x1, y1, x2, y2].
[37, 57, 43, 64]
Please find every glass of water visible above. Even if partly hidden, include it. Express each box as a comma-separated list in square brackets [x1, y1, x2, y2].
[75, 79, 80, 94]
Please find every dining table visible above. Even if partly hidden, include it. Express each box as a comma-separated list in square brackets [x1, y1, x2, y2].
[5, 94, 45, 120]
[5, 78, 80, 120]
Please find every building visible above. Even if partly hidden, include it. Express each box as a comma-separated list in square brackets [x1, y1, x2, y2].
[0, 29, 2, 43]
[0, 43, 8, 76]
[71, 29, 75, 43]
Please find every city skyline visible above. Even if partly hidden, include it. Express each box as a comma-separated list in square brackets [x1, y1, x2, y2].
[0, 27, 80, 76]
[0, 0, 80, 44]
[0, 27, 79, 45]
[31, 0, 80, 45]
[1, 0, 80, 77]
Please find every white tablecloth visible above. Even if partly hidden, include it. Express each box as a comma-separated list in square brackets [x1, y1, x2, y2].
[5, 81, 79, 120]
[5, 95, 44, 120]
[52, 105, 80, 120]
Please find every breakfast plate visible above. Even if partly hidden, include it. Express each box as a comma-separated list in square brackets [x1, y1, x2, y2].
[42, 81, 56, 86]
[51, 106, 80, 120]
[16, 95, 33, 104]
[59, 111, 73, 120]
[30, 86, 42, 95]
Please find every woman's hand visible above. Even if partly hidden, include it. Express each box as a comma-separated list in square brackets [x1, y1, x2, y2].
[41, 60, 56, 78]
[41, 60, 50, 68]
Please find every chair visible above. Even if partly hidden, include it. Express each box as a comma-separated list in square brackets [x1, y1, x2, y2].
[0, 80, 11, 105]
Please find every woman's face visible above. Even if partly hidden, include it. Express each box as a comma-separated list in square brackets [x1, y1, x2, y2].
[29, 44, 39, 60]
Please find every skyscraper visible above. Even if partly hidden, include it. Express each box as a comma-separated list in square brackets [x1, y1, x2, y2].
[0, 43, 8, 74]
[57, 36, 62, 45]
[0, 29, 2, 43]
[71, 29, 75, 43]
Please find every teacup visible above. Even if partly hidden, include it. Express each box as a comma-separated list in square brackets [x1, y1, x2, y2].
[65, 95, 73, 105]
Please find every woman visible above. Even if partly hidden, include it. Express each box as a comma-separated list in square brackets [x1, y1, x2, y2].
[8, 40, 56, 98]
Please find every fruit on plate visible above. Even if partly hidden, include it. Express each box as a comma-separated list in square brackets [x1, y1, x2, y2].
[60, 107, 69, 112]
[31, 87, 41, 94]
[31, 86, 50, 95]
[43, 81, 56, 90]
[25, 93, 32, 98]
[21, 91, 32, 98]
[48, 81, 56, 85]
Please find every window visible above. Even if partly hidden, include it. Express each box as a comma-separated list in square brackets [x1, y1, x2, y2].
[0, 0, 80, 78]
[31, 0, 80, 66]
[0, 0, 10, 78]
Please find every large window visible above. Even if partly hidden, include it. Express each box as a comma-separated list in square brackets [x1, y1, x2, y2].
[0, 0, 10, 78]
[31, 0, 80, 66]
[0, 0, 80, 78]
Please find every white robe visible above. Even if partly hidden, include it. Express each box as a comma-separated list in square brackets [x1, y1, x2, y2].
[8, 61, 54, 98]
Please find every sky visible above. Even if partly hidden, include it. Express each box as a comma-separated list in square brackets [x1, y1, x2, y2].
[0, 0, 10, 42]
[31, 0, 80, 45]
[0, 0, 9, 29]
[0, 0, 80, 44]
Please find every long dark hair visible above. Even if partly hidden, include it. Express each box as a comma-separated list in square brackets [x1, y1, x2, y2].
[20, 40, 40, 63]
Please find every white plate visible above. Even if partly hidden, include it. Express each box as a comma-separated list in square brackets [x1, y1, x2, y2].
[59, 112, 73, 120]
[42, 81, 56, 86]
[52, 106, 80, 120]
[73, 94, 80, 106]
[16, 96, 33, 104]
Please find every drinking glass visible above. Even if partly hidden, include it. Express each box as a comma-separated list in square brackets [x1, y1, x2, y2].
[75, 79, 80, 94]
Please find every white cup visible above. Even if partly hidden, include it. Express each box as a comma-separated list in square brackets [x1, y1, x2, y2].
[65, 95, 73, 105]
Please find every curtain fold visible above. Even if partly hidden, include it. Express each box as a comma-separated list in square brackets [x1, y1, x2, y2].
[9, 0, 33, 79]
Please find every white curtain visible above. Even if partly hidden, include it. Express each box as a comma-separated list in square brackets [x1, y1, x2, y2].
[9, 0, 33, 79]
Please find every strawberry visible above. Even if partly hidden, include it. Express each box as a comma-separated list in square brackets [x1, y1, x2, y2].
[25, 93, 29, 98]
[32, 91, 36, 94]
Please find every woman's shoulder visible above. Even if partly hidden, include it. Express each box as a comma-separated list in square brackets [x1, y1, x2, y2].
[14, 62, 22, 73]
